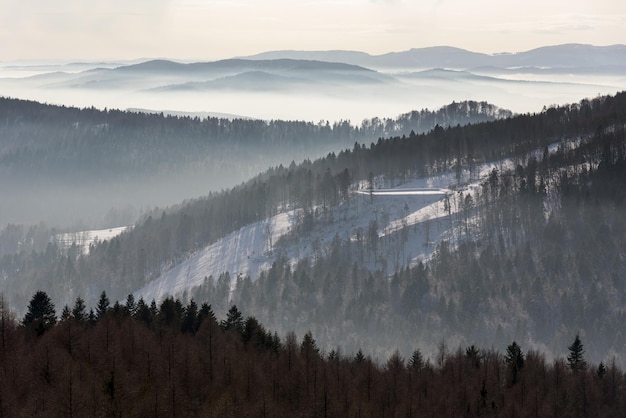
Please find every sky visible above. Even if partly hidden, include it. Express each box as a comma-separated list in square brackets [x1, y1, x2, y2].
[1, 0, 625, 61]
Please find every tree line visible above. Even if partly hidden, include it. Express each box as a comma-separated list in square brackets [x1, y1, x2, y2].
[1, 290, 623, 417]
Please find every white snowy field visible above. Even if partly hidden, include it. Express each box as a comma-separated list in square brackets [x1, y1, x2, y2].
[55, 226, 130, 254]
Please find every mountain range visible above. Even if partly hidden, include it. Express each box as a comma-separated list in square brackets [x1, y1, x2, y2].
[242, 43, 626, 71]
[1, 44, 624, 123]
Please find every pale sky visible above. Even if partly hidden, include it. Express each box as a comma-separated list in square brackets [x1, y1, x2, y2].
[1, 0, 625, 61]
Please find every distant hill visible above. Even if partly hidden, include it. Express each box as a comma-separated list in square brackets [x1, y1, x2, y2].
[0, 97, 509, 227]
[115, 58, 379, 75]
[243, 43, 626, 71]
[27, 57, 395, 94]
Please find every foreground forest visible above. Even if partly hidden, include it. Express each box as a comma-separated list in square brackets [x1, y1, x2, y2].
[1, 92, 625, 367]
[0, 293, 624, 417]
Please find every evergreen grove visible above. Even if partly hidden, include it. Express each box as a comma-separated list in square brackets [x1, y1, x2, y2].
[0, 291, 623, 417]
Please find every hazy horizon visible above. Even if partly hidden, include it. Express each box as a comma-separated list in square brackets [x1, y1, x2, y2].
[2, 0, 625, 62]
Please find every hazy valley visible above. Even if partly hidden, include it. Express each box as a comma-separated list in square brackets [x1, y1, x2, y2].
[0, 45, 625, 415]
[2, 44, 624, 123]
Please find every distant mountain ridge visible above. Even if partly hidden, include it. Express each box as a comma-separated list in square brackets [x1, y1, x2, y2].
[241, 43, 626, 70]
[115, 58, 378, 74]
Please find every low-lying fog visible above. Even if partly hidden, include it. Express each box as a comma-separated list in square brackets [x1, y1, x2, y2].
[1, 59, 623, 122]
[0, 55, 624, 229]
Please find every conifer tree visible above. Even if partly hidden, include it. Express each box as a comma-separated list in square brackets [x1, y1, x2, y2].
[96, 291, 110, 320]
[386, 349, 405, 372]
[88, 309, 96, 326]
[125, 294, 137, 316]
[134, 297, 153, 326]
[505, 341, 525, 385]
[61, 305, 72, 321]
[567, 334, 586, 372]
[222, 305, 244, 333]
[465, 344, 481, 368]
[197, 303, 215, 331]
[181, 300, 198, 334]
[71, 297, 87, 323]
[300, 331, 320, 361]
[354, 349, 366, 364]
[408, 349, 424, 372]
[23, 291, 56, 336]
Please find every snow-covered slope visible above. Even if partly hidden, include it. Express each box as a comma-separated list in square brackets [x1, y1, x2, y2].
[135, 139, 571, 303]
[136, 179, 461, 302]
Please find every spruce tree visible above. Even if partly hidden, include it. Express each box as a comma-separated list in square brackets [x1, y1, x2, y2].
[60, 305, 71, 321]
[125, 294, 137, 316]
[96, 291, 110, 320]
[597, 362, 607, 378]
[354, 349, 366, 364]
[23, 291, 57, 336]
[505, 341, 525, 385]
[71, 297, 87, 323]
[300, 331, 320, 361]
[408, 349, 424, 372]
[465, 345, 481, 368]
[222, 305, 244, 333]
[567, 334, 586, 372]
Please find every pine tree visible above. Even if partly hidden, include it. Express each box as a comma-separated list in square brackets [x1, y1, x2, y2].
[221, 305, 244, 333]
[567, 334, 586, 372]
[408, 349, 424, 373]
[354, 349, 366, 364]
[465, 344, 481, 368]
[71, 297, 87, 323]
[300, 331, 320, 361]
[96, 291, 110, 320]
[505, 341, 525, 385]
[23, 291, 57, 336]
[61, 305, 72, 321]
[125, 294, 137, 317]
[134, 298, 153, 326]
[182, 300, 198, 334]
[386, 349, 405, 373]
[88, 309, 96, 326]
[197, 303, 215, 331]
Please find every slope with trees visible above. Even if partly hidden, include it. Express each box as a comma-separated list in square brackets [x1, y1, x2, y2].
[1, 92, 625, 366]
[0, 96, 508, 226]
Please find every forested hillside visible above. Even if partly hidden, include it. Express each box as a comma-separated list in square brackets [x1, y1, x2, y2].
[0, 97, 507, 226]
[0, 293, 623, 417]
[1, 92, 625, 366]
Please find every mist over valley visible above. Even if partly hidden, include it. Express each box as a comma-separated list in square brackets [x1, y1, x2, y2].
[1, 46, 626, 407]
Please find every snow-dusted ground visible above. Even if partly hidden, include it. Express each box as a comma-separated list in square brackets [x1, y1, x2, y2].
[134, 211, 297, 299]
[55, 226, 130, 254]
[136, 180, 467, 302]
[135, 136, 580, 303]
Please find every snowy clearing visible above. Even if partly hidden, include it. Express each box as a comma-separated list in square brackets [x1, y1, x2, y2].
[55, 226, 130, 254]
